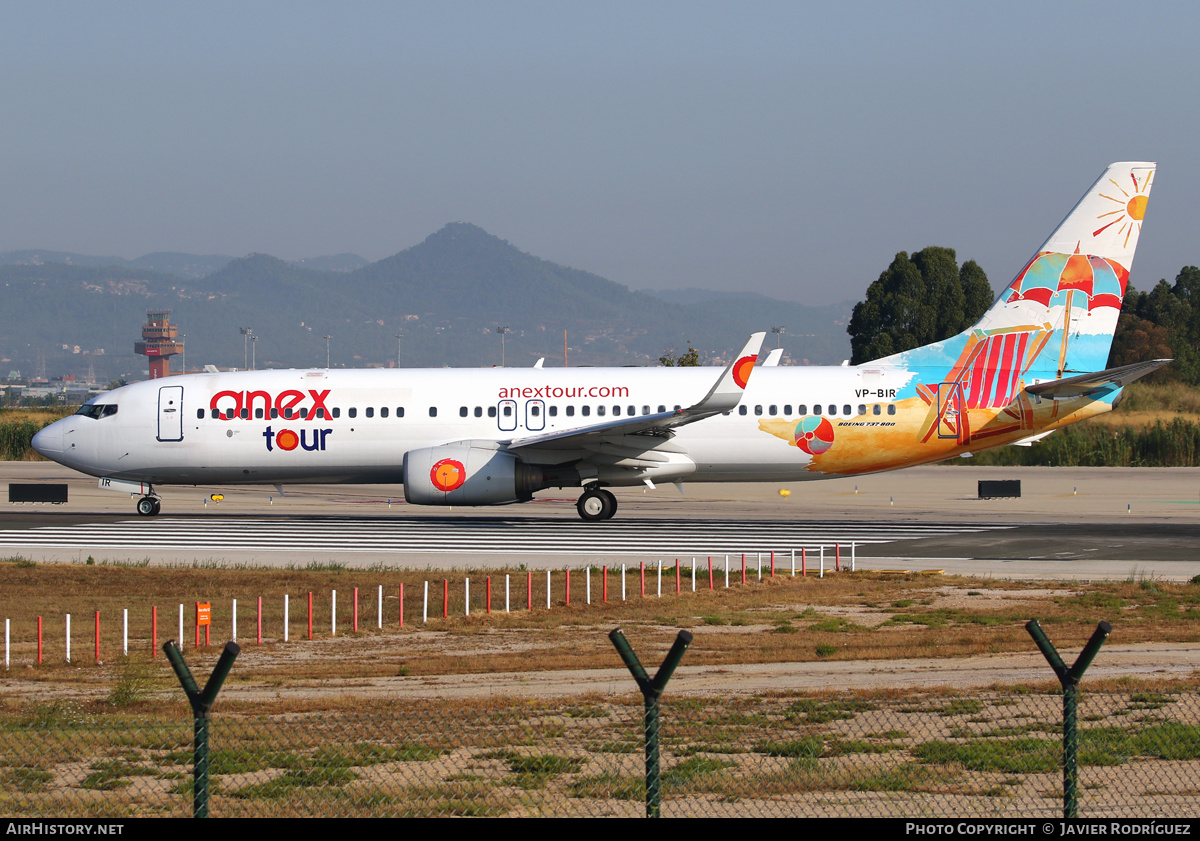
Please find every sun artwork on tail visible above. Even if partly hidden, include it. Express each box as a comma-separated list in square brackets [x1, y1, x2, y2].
[1095, 170, 1153, 247]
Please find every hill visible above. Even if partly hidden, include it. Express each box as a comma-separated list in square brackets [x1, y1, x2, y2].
[0, 224, 851, 383]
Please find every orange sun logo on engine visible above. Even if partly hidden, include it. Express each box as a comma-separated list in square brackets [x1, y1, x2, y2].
[430, 458, 467, 492]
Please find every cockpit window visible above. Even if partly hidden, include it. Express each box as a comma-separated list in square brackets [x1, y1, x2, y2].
[75, 404, 117, 420]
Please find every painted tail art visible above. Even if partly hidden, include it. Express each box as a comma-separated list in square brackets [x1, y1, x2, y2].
[779, 162, 1169, 474]
[887, 161, 1163, 454]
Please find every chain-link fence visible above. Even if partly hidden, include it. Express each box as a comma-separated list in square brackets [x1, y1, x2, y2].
[2, 689, 1198, 817]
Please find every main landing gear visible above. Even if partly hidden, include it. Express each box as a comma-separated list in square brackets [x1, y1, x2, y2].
[576, 486, 617, 522]
[136, 495, 161, 517]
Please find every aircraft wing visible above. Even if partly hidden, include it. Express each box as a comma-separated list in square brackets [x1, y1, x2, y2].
[507, 332, 765, 452]
[1024, 359, 1172, 400]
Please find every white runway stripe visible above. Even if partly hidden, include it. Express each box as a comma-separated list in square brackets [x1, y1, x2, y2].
[0, 517, 1007, 555]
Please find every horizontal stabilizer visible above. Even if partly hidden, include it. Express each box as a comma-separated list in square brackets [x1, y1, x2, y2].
[1024, 359, 1172, 400]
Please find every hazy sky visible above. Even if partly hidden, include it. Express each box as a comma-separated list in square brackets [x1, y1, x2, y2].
[2, 1, 1197, 307]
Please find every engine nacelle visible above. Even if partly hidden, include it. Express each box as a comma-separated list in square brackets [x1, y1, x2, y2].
[403, 444, 544, 506]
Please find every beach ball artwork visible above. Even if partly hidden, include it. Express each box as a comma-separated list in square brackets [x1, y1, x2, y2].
[794, 416, 834, 455]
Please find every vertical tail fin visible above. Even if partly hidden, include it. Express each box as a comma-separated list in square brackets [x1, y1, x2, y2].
[879, 162, 1155, 383]
[977, 161, 1155, 377]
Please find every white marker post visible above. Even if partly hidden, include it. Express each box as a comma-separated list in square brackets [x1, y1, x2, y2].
[122, 609, 128, 657]
[791, 549, 796, 577]
[178, 605, 183, 647]
[586, 567, 591, 605]
[4, 619, 9, 670]
[465, 579, 470, 617]
[546, 570, 552, 609]
[692, 557, 696, 592]
[331, 590, 337, 636]
[622, 565, 626, 601]
[725, 555, 729, 589]
[851, 542, 856, 572]
[377, 585, 383, 629]
[232, 598, 238, 642]
[66, 614, 72, 663]
[506, 574, 511, 613]
[423, 581, 429, 624]
[284, 594, 290, 642]
[819, 546, 825, 579]
[657, 562, 662, 597]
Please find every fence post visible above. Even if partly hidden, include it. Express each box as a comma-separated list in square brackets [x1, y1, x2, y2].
[1026, 619, 1112, 819]
[164, 640, 240, 819]
[609, 628, 693, 819]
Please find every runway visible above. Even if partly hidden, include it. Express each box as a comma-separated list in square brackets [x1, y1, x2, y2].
[0, 514, 1003, 555]
[3, 462, 1200, 578]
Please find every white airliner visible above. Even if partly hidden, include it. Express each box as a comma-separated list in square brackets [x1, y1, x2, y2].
[33, 162, 1166, 521]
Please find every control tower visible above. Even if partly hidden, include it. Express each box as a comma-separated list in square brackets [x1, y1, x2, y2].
[134, 310, 184, 379]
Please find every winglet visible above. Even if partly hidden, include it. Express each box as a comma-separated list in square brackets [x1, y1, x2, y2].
[689, 332, 765, 414]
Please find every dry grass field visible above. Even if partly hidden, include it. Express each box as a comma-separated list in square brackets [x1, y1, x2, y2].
[1, 557, 1198, 718]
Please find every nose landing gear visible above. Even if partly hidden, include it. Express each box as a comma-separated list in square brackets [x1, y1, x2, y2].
[136, 495, 161, 517]
[576, 486, 617, 521]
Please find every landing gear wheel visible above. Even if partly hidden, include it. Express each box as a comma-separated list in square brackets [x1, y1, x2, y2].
[136, 496, 161, 517]
[576, 488, 617, 522]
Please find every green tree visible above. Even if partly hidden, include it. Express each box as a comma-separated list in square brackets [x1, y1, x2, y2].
[659, 344, 700, 366]
[847, 247, 993, 364]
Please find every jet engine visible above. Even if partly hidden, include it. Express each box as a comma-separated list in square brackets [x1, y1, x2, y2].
[403, 444, 544, 506]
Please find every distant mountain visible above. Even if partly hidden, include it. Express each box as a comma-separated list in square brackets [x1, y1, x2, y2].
[0, 249, 234, 279]
[291, 253, 369, 273]
[0, 224, 852, 384]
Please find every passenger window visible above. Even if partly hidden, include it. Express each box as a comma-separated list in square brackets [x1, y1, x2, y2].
[769, 405, 777, 415]
[299, 408, 308, 419]
[843, 404, 851, 416]
[873, 405, 881, 416]
[488, 406, 497, 418]
[271, 408, 279, 419]
[674, 405, 681, 411]
[474, 407, 483, 417]
[256, 408, 265, 419]
[459, 407, 468, 417]
[549, 406, 557, 417]
[612, 406, 620, 416]
[197, 409, 204, 419]
[754, 405, 763, 416]
[828, 405, 837, 415]
[858, 405, 866, 415]
[316, 408, 325, 419]
[429, 407, 437, 417]
[332, 408, 340, 419]
[887, 404, 896, 416]
[380, 407, 389, 418]
[582, 406, 591, 416]
[566, 406, 575, 417]
[738, 406, 748, 416]
[531, 405, 540, 417]
[597, 406, 606, 416]
[397, 407, 404, 418]
[365, 407, 374, 418]
[211, 408, 220, 419]
[784, 404, 792, 415]
[628, 406, 635, 416]
[798, 404, 807, 414]
[813, 405, 821, 415]
[348, 408, 357, 419]
[240, 409, 249, 420]
[503, 405, 512, 417]
[658, 405, 666, 413]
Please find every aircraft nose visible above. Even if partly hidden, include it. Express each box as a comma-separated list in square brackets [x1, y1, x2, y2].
[31, 423, 63, 458]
